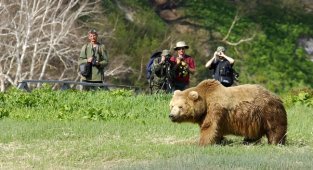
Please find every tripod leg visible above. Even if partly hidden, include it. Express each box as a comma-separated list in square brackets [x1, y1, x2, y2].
[158, 78, 170, 94]
[149, 78, 154, 94]
[165, 79, 173, 93]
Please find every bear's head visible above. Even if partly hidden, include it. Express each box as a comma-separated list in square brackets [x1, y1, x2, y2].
[169, 90, 206, 123]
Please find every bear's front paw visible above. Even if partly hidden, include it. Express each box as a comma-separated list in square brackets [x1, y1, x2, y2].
[199, 138, 215, 146]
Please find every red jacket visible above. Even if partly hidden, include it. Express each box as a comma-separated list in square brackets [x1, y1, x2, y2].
[170, 54, 196, 84]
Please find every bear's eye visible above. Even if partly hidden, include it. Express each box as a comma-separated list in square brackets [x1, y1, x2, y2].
[178, 106, 183, 109]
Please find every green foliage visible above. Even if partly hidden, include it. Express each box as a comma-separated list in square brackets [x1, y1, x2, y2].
[283, 87, 313, 108]
[101, 0, 169, 86]
[0, 108, 9, 119]
[2, 88, 170, 121]
[109, 88, 134, 97]
[82, 107, 108, 121]
[97, 0, 313, 93]
[182, 0, 313, 93]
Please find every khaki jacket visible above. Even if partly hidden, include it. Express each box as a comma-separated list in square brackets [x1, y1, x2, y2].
[79, 43, 109, 81]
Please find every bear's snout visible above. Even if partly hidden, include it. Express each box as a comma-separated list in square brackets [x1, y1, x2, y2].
[169, 114, 174, 119]
[169, 113, 177, 122]
[169, 106, 180, 122]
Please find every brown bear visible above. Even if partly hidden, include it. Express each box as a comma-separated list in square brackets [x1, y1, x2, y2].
[169, 79, 287, 146]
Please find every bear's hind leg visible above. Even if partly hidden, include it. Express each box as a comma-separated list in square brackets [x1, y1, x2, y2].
[243, 137, 261, 145]
[215, 136, 225, 144]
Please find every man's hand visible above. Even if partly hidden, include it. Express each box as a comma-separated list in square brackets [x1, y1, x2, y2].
[87, 57, 93, 63]
[205, 53, 218, 68]
[213, 51, 218, 56]
[160, 55, 166, 64]
[216, 51, 235, 64]
[176, 56, 183, 64]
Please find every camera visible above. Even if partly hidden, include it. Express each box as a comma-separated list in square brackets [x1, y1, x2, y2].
[164, 54, 171, 61]
[216, 51, 223, 56]
[91, 57, 97, 66]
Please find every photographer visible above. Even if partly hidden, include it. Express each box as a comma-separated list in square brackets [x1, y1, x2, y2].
[170, 41, 196, 91]
[205, 46, 235, 87]
[150, 49, 175, 93]
[79, 29, 109, 90]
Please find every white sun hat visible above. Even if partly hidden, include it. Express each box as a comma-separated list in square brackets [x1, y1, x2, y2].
[174, 41, 189, 50]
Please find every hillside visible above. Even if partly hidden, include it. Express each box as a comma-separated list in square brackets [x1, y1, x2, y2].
[98, 0, 313, 93]
[1, 0, 313, 93]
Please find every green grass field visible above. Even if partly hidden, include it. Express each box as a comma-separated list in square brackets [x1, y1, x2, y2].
[0, 89, 313, 169]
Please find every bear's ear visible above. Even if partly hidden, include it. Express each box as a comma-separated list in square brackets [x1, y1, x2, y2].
[173, 90, 181, 95]
[188, 91, 199, 101]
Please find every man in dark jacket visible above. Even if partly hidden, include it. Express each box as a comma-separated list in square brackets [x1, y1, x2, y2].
[205, 46, 235, 87]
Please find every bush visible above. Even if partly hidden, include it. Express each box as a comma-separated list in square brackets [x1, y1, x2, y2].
[283, 87, 313, 107]
[1, 87, 170, 121]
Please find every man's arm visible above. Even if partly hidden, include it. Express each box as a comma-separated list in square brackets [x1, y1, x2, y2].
[205, 52, 218, 68]
[79, 44, 88, 65]
[176, 56, 196, 74]
[98, 44, 109, 68]
[187, 57, 196, 74]
[188, 64, 196, 74]
[152, 56, 165, 72]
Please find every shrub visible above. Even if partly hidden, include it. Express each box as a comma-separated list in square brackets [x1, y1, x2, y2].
[283, 87, 313, 107]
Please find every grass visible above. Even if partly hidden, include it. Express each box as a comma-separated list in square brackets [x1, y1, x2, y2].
[0, 90, 313, 169]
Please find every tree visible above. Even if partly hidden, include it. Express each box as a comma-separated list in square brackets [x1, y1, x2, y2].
[0, 0, 99, 91]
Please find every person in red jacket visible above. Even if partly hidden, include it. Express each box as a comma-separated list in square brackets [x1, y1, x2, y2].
[170, 41, 196, 91]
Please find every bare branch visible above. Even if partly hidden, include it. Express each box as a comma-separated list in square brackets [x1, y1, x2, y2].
[223, 34, 256, 46]
[0, 0, 101, 90]
[136, 55, 144, 81]
[222, 11, 240, 42]
[103, 56, 134, 77]
[220, 10, 256, 46]
[104, 66, 134, 77]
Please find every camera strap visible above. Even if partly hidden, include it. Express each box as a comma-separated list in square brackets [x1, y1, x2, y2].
[92, 45, 97, 59]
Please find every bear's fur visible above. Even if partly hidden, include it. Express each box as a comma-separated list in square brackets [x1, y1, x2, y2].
[169, 79, 287, 146]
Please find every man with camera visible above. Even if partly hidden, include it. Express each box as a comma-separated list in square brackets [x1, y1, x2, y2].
[79, 29, 109, 90]
[170, 41, 196, 91]
[205, 46, 235, 87]
[150, 49, 175, 93]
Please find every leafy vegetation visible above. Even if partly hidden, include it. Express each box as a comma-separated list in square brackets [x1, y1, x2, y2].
[283, 87, 313, 108]
[1, 85, 312, 121]
[0, 86, 170, 121]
